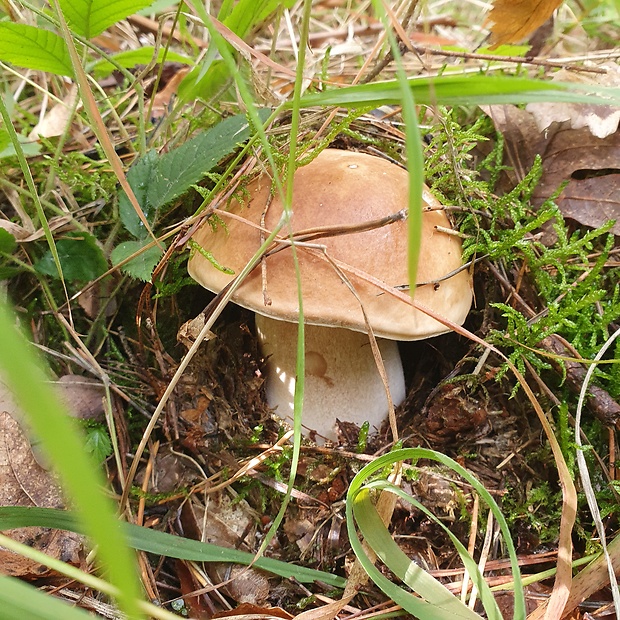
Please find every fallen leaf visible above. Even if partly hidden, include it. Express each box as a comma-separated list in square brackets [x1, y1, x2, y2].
[29, 85, 79, 140]
[180, 497, 270, 606]
[55, 374, 105, 420]
[486, 0, 563, 47]
[0, 411, 83, 577]
[483, 105, 620, 235]
[526, 63, 620, 139]
[76, 276, 119, 320]
[1, 374, 106, 424]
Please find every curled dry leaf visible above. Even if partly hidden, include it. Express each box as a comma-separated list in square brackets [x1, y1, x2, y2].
[0, 411, 83, 577]
[485, 0, 563, 47]
[29, 85, 80, 140]
[0, 214, 73, 242]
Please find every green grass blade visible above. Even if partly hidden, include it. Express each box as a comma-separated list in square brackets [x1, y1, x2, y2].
[0, 301, 142, 620]
[0, 575, 95, 620]
[346, 448, 526, 620]
[353, 488, 480, 618]
[0, 506, 346, 588]
[369, 0, 423, 323]
[297, 74, 620, 108]
[357, 482, 503, 619]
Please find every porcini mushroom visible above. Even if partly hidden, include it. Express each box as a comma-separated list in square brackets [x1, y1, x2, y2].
[188, 149, 471, 442]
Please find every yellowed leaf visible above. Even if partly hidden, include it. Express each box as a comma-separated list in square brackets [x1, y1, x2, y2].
[486, 0, 563, 47]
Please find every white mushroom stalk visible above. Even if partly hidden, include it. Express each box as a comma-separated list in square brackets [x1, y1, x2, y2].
[255, 315, 405, 441]
[188, 149, 472, 442]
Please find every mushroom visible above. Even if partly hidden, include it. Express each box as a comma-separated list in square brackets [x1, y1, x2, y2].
[188, 149, 471, 442]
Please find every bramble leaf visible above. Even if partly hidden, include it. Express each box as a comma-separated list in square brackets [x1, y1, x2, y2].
[59, 0, 154, 39]
[35, 232, 107, 282]
[111, 240, 164, 282]
[0, 24, 72, 76]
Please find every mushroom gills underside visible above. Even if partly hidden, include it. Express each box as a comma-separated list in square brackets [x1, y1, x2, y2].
[255, 314, 406, 442]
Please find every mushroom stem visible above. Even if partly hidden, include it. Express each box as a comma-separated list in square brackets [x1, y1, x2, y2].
[255, 314, 406, 442]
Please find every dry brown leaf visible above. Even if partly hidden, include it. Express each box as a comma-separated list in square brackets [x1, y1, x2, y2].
[0, 411, 83, 577]
[526, 63, 620, 139]
[180, 497, 270, 606]
[1, 375, 105, 425]
[29, 85, 79, 140]
[55, 375, 105, 420]
[486, 0, 563, 47]
[0, 215, 73, 242]
[483, 105, 620, 235]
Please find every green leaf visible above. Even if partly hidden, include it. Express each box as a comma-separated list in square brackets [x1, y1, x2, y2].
[177, 57, 230, 105]
[59, 0, 155, 38]
[0, 24, 72, 76]
[0, 575, 94, 620]
[118, 150, 158, 238]
[35, 232, 107, 282]
[84, 426, 112, 463]
[111, 239, 163, 281]
[0, 130, 41, 159]
[0, 506, 347, 588]
[90, 47, 192, 78]
[224, 0, 296, 39]
[179, 0, 294, 103]
[120, 113, 267, 239]
[0, 229, 17, 254]
[297, 74, 620, 109]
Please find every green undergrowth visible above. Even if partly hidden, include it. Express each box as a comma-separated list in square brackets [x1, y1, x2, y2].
[423, 108, 620, 541]
[1, 0, 619, 616]
[427, 109, 620, 401]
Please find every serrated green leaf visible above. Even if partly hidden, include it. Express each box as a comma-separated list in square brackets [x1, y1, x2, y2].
[84, 426, 112, 462]
[111, 239, 163, 281]
[59, 0, 154, 38]
[90, 46, 192, 78]
[0, 575, 94, 620]
[118, 149, 158, 238]
[0, 229, 17, 254]
[0, 23, 72, 76]
[120, 113, 268, 239]
[35, 232, 107, 282]
[0, 506, 347, 588]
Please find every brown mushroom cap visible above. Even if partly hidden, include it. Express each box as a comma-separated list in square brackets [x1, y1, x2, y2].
[188, 149, 471, 340]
